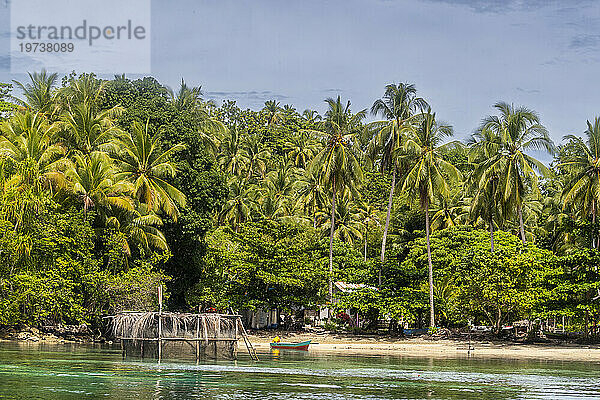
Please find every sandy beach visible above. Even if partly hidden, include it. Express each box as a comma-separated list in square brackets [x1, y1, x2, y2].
[246, 332, 600, 362]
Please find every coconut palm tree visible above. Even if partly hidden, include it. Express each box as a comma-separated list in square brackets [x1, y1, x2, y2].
[265, 161, 298, 198]
[295, 169, 327, 228]
[285, 130, 320, 169]
[479, 102, 554, 244]
[107, 204, 168, 256]
[168, 78, 204, 112]
[320, 194, 363, 245]
[402, 109, 461, 328]
[67, 151, 133, 216]
[220, 177, 256, 231]
[0, 110, 68, 193]
[11, 70, 58, 116]
[368, 83, 428, 284]
[243, 134, 270, 179]
[356, 202, 381, 262]
[57, 73, 107, 111]
[307, 96, 365, 302]
[56, 103, 124, 155]
[301, 109, 322, 125]
[218, 127, 249, 177]
[113, 120, 186, 220]
[256, 184, 287, 221]
[430, 188, 469, 231]
[263, 100, 282, 126]
[559, 117, 600, 248]
[467, 126, 504, 251]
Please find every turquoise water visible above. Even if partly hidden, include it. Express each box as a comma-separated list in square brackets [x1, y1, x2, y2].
[0, 342, 599, 399]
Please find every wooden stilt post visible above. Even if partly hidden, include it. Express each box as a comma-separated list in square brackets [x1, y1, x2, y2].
[158, 286, 163, 362]
[214, 317, 220, 359]
[196, 313, 200, 363]
[202, 316, 208, 347]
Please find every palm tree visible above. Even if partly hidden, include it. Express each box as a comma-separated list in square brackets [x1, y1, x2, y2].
[301, 109, 321, 125]
[107, 205, 168, 256]
[0, 110, 68, 193]
[256, 184, 287, 221]
[57, 73, 107, 110]
[296, 169, 327, 228]
[220, 177, 256, 231]
[356, 202, 381, 261]
[11, 70, 58, 115]
[559, 117, 600, 248]
[218, 127, 248, 177]
[430, 188, 469, 231]
[168, 78, 204, 112]
[265, 161, 298, 198]
[368, 83, 428, 285]
[308, 96, 365, 302]
[263, 100, 282, 126]
[285, 131, 320, 169]
[402, 110, 461, 327]
[56, 103, 124, 155]
[320, 194, 363, 245]
[468, 126, 504, 251]
[167, 79, 226, 159]
[243, 134, 270, 179]
[67, 151, 133, 216]
[479, 102, 555, 244]
[113, 120, 186, 220]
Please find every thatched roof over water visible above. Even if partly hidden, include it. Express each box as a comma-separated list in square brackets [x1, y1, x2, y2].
[108, 312, 240, 340]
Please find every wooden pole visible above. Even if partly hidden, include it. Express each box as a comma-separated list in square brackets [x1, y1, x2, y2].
[214, 317, 220, 359]
[202, 316, 209, 347]
[158, 286, 163, 362]
[196, 315, 200, 363]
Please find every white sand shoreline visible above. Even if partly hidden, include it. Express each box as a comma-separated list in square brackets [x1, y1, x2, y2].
[246, 333, 600, 362]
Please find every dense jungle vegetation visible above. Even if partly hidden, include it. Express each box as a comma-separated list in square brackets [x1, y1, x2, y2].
[0, 71, 599, 333]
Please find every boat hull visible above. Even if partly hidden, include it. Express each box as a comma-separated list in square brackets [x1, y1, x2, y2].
[270, 340, 311, 351]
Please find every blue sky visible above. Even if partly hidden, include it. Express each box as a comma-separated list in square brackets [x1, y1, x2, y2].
[1, 0, 600, 157]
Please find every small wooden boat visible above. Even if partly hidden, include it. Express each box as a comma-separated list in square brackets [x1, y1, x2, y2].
[270, 340, 311, 351]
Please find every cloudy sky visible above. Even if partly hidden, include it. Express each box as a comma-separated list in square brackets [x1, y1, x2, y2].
[1, 0, 599, 156]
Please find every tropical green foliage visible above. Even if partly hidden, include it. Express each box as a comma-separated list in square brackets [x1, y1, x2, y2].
[1, 71, 599, 335]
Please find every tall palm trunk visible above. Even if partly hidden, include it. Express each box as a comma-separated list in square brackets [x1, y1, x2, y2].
[517, 203, 526, 245]
[328, 178, 336, 305]
[489, 215, 495, 252]
[380, 167, 396, 286]
[364, 227, 368, 262]
[593, 200, 597, 249]
[425, 197, 435, 328]
[490, 179, 496, 252]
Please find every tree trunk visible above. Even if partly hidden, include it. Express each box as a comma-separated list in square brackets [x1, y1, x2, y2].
[364, 227, 368, 262]
[517, 203, 526, 245]
[489, 215, 495, 252]
[328, 179, 336, 305]
[496, 308, 502, 335]
[380, 167, 396, 286]
[425, 197, 435, 328]
[592, 200, 596, 249]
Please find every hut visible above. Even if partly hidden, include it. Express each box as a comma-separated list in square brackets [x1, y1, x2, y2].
[108, 311, 258, 361]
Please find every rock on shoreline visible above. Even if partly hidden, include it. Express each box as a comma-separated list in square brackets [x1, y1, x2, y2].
[0, 325, 105, 344]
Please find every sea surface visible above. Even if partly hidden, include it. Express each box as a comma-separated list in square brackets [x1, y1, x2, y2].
[0, 341, 599, 399]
